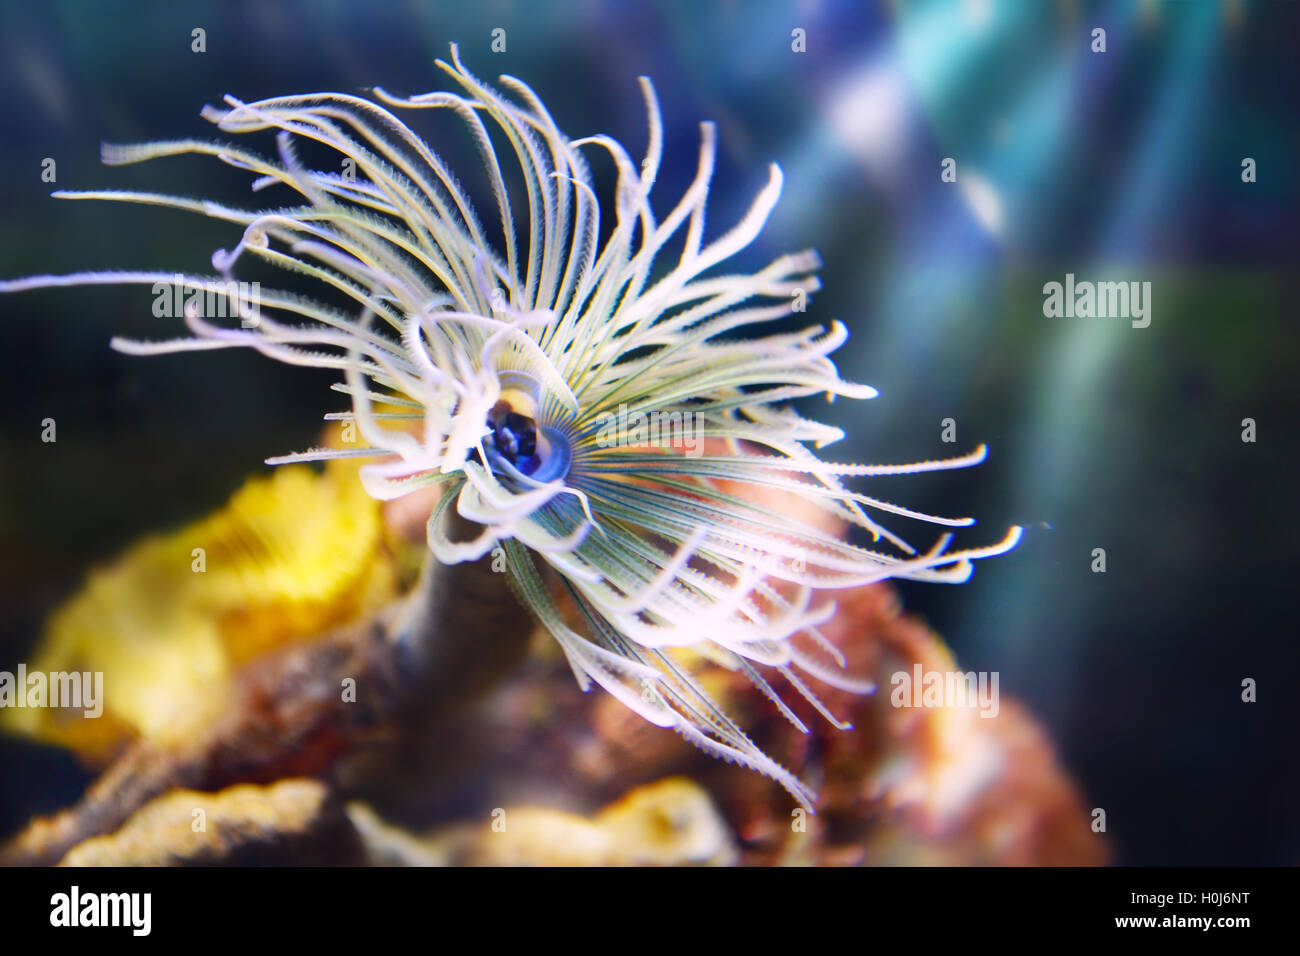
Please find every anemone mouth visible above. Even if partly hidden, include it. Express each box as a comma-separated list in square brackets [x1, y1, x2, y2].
[480, 367, 577, 484]
[484, 413, 574, 485]
[487, 401, 539, 470]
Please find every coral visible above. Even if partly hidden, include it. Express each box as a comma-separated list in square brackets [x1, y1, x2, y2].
[1, 458, 401, 760]
[59, 779, 363, 866]
[349, 778, 736, 867]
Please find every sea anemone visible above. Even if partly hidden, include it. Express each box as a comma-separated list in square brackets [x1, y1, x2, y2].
[1, 45, 1020, 807]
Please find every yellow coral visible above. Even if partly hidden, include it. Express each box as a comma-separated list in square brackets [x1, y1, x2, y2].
[2, 459, 400, 759]
[59, 780, 338, 867]
[348, 777, 737, 866]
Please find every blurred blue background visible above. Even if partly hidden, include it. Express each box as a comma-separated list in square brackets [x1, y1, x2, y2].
[1, 0, 1296, 864]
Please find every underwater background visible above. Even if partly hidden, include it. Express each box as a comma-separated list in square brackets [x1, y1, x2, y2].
[0, 0, 1296, 865]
